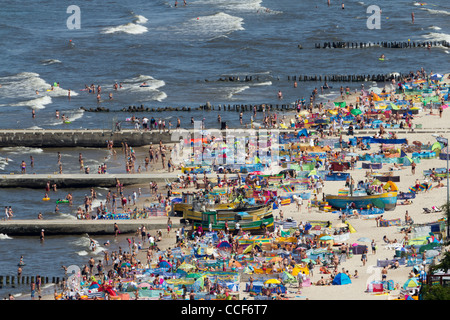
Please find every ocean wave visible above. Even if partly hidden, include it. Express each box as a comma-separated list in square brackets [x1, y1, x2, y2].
[55, 212, 77, 220]
[102, 22, 148, 34]
[421, 8, 450, 16]
[120, 74, 167, 101]
[11, 95, 52, 109]
[428, 26, 442, 31]
[252, 81, 272, 86]
[421, 32, 450, 43]
[225, 85, 250, 99]
[0, 72, 77, 109]
[1, 146, 44, 154]
[0, 233, 12, 240]
[133, 14, 148, 24]
[183, 12, 244, 38]
[41, 59, 62, 65]
[192, 0, 282, 14]
[102, 14, 148, 35]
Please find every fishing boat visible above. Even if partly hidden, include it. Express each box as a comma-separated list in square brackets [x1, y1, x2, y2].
[173, 192, 236, 217]
[325, 181, 398, 211]
[192, 208, 274, 233]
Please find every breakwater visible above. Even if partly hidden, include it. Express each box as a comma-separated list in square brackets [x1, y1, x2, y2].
[0, 173, 185, 188]
[313, 40, 450, 49]
[0, 129, 175, 148]
[0, 217, 182, 236]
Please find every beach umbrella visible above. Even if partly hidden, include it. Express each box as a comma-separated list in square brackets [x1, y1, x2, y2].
[319, 235, 333, 241]
[351, 109, 362, 116]
[264, 279, 281, 285]
[357, 237, 372, 243]
[120, 262, 132, 268]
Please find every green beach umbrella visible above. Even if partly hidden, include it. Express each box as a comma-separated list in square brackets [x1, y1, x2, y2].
[351, 108, 362, 116]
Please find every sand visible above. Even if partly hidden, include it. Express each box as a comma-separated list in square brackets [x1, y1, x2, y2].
[36, 75, 450, 300]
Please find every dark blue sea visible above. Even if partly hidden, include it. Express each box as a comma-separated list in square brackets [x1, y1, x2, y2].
[0, 0, 449, 298]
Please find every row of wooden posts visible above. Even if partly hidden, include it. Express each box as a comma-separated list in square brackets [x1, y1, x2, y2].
[0, 275, 63, 286]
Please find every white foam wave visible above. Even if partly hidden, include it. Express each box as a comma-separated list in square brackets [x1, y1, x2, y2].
[27, 126, 44, 130]
[223, 85, 250, 99]
[184, 12, 244, 38]
[429, 26, 442, 31]
[252, 81, 272, 86]
[0, 72, 77, 109]
[422, 8, 450, 16]
[41, 59, 62, 65]
[56, 212, 77, 220]
[11, 95, 52, 110]
[121, 74, 167, 101]
[102, 22, 148, 34]
[193, 0, 281, 14]
[133, 14, 148, 24]
[102, 14, 148, 34]
[1, 146, 44, 154]
[421, 32, 450, 43]
[0, 233, 12, 240]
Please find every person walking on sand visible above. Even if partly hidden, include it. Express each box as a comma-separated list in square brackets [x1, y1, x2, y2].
[167, 217, 172, 234]
[361, 249, 367, 266]
[411, 161, 416, 175]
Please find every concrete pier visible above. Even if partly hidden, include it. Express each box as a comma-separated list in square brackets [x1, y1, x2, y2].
[0, 173, 182, 188]
[0, 217, 182, 236]
[0, 129, 176, 148]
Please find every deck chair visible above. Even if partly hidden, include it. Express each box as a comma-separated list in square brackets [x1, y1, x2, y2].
[423, 208, 432, 214]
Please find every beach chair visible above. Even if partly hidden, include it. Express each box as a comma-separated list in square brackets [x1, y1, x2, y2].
[423, 208, 432, 214]
[431, 206, 442, 213]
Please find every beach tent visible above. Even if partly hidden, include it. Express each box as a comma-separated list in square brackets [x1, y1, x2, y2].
[217, 241, 232, 249]
[282, 271, 297, 284]
[402, 278, 420, 290]
[403, 156, 414, 166]
[297, 129, 309, 137]
[158, 260, 172, 269]
[332, 273, 352, 285]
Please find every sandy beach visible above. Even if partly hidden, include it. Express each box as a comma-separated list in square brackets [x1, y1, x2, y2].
[25, 74, 450, 301]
